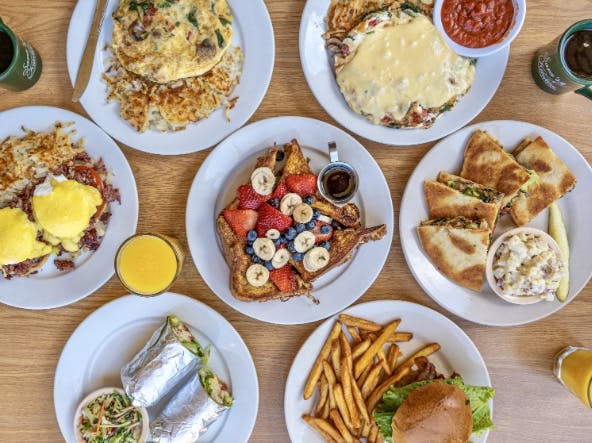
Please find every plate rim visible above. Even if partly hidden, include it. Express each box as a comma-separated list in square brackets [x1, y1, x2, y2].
[399, 119, 592, 326]
[283, 299, 492, 442]
[65, 0, 275, 155]
[0, 105, 139, 310]
[298, 0, 510, 146]
[185, 115, 394, 324]
[53, 292, 259, 443]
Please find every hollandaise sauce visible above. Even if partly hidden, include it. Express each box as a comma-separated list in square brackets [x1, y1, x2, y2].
[554, 346, 592, 409]
[116, 234, 184, 296]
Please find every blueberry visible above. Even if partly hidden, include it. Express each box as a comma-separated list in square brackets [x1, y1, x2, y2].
[264, 261, 274, 270]
[320, 224, 331, 234]
[276, 150, 285, 162]
[304, 196, 314, 205]
[296, 223, 306, 233]
[268, 197, 279, 208]
[312, 209, 320, 220]
[306, 221, 316, 230]
[285, 227, 297, 240]
[321, 241, 331, 250]
[245, 246, 255, 255]
[247, 230, 258, 242]
[292, 252, 303, 262]
[251, 255, 262, 264]
[274, 238, 282, 247]
[288, 241, 297, 252]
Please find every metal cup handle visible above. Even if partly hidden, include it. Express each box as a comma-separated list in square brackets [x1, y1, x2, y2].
[328, 142, 339, 163]
[575, 86, 592, 101]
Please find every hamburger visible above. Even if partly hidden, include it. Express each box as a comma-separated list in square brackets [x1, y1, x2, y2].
[374, 377, 494, 443]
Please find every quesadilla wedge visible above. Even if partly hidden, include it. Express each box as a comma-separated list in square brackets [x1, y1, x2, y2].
[460, 130, 532, 209]
[509, 136, 577, 226]
[424, 172, 504, 231]
[417, 217, 490, 291]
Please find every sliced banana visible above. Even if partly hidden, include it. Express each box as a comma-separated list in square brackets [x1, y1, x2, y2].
[250, 167, 275, 196]
[271, 248, 290, 269]
[266, 229, 280, 240]
[293, 203, 313, 224]
[317, 214, 333, 224]
[280, 193, 302, 216]
[294, 231, 316, 253]
[246, 264, 270, 287]
[253, 238, 276, 261]
[304, 247, 331, 273]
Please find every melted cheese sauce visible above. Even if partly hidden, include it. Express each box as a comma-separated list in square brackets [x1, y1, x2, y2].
[336, 14, 475, 122]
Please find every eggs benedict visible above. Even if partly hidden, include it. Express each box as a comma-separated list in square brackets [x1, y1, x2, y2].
[0, 207, 53, 278]
[32, 175, 103, 253]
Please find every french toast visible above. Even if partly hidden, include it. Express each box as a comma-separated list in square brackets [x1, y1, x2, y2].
[216, 139, 387, 302]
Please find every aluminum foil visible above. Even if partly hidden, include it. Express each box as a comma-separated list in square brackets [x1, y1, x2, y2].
[149, 372, 229, 443]
[121, 316, 199, 408]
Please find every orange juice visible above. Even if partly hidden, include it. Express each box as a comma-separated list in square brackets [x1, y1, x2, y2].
[554, 346, 592, 408]
[115, 234, 184, 296]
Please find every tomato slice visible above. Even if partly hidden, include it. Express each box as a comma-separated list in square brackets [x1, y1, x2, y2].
[74, 165, 105, 217]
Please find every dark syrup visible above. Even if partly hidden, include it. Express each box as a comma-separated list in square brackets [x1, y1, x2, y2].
[0, 31, 14, 75]
[323, 168, 355, 199]
[564, 30, 592, 80]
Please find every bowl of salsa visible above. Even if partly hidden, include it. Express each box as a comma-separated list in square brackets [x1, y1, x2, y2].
[433, 0, 526, 58]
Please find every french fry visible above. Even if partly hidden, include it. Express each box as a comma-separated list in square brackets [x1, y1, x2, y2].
[390, 331, 413, 342]
[323, 360, 337, 386]
[352, 338, 371, 360]
[339, 332, 353, 367]
[321, 397, 330, 420]
[341, 356, 361, 429]
[361, 363, 383, 400]
[304, 321, 342, 399]
[356, 364, 372, 387]
[303, 414, 342, 442]
[366, 365, 412, 413]
[368, 423, 378, 443]
[347, 325, 361, 343]
[350, 365, 370, 423]
[334, 384, 353, 430]
[331, 341, 341, 381]
[329, 408, 356, 443]
[315, 374, 329, 415]
[339, 313, 383, 332]
[387, 344, 400, 373]
[361, 420, 371, 438]
[378, 350, 391, 376]
[395, 343, 441, 373]
[354, 320, 400, 378]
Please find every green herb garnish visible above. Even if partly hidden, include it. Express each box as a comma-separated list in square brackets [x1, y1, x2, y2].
[215, 29, 225, 48]
[187, 9, 199, 29]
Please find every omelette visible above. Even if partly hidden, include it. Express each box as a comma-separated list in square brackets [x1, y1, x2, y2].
[111, 0, 234, 83]
[332, 3, 476, 128]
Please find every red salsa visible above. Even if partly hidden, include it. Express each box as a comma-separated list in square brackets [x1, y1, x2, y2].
[441, 0, 515, 48]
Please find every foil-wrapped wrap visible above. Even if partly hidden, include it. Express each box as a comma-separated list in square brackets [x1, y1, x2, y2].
[121, 315, 208, 408]
[150, 367, 233, 443]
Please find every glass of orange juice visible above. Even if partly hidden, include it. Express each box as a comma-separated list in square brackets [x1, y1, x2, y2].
[115, 233, 185, 297]
[554, 346, 592, 409]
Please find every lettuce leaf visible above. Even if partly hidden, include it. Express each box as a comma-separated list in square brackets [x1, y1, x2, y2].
[373, 378, 494, 443]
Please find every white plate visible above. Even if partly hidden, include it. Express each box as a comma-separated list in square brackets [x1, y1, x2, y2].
[66, 0, 274, 155]
[186, 116, 394, 324]
[0, 106, 138, 310]
[400, 120, 592, 326]
[299, 0, 509, 146]
[285, 300, 492, 443]
[54, 292, 258, 443]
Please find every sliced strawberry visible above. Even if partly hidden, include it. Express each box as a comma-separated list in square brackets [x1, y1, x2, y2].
[223, 209, 258, 239]
[313, 221, 333, 243]
[237, 184, 266, 210]
[271, 182, 288, 200]
[256, 203, 293, 237]
[270, 265, 297, 293]
[285, 174, 317, 197]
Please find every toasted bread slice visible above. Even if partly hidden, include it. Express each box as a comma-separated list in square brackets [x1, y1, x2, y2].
[460, 130, 531, 209]
[509, 137, 577, 226]
[281, 139, 361, 227]
[292, 224, 387, 282]
[417, 217, 489, 291]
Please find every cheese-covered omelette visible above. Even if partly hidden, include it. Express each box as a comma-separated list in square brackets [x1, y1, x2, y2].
[335, 7, 475, 128]
[112, 0, 233, 83]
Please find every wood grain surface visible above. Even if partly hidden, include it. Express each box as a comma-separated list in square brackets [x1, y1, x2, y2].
[1, 1, 591, 442]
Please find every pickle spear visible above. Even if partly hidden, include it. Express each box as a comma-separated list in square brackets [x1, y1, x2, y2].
[548, 203, 569, 301]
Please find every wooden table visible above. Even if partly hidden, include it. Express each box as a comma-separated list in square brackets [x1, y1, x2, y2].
[1, 1, 591, 441]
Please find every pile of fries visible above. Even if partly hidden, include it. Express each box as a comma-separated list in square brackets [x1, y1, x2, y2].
[302, 313, 440, 442]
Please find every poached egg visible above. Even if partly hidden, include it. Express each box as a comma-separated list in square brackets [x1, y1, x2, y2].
[0, 207, 52, 266]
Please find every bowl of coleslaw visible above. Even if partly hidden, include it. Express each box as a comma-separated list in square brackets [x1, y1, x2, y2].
[73, 387, 149, 443]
